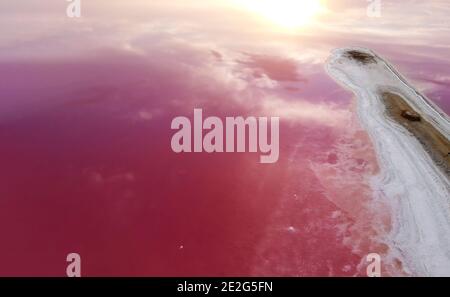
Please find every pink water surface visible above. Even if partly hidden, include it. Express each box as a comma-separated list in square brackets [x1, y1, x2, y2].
[0, 0, 448, 276]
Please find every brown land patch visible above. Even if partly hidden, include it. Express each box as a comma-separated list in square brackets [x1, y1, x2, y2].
[381, 92, 450, 176]
[345, 50, 377, 65]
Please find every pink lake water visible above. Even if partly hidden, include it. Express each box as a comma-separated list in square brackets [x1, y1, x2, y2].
[0, 0, 449, 276]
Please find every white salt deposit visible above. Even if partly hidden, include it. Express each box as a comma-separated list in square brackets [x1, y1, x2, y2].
[326, 47, 450, 276]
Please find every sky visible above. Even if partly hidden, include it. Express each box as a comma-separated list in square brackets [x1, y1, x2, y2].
[1, 0, 449, 111]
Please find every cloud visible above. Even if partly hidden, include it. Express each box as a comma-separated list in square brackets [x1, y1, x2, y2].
[261, 96, 351, 127]
[237, 53, 305, 82]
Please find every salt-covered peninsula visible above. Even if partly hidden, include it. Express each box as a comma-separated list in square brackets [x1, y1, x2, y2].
[326, 48, 450, 276]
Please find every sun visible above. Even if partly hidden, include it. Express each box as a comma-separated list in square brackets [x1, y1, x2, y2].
[233, 0, 326, 28]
